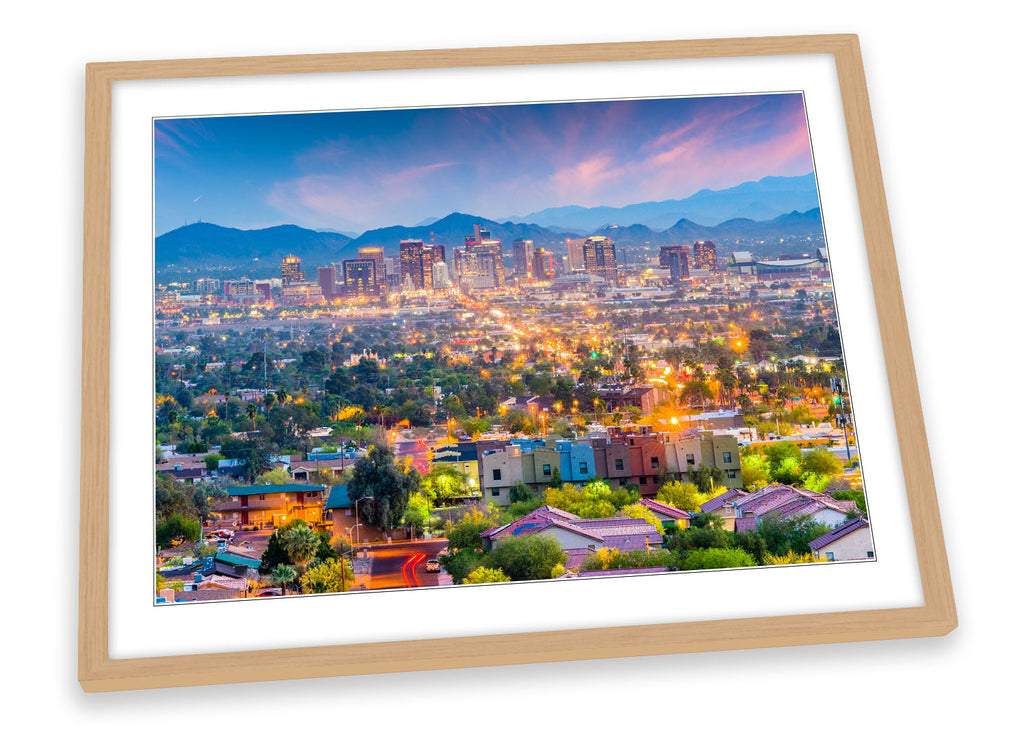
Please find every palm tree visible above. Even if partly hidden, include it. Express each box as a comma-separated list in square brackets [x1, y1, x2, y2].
[246, 403, 258, 431]
[269, 563, 296, 596]
[280, 524, 320, 587]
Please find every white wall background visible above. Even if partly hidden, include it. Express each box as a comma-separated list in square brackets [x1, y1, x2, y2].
[2, 1, 1019, 733]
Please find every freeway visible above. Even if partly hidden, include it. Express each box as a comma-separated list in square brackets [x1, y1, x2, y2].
[367, 539, 448, 590]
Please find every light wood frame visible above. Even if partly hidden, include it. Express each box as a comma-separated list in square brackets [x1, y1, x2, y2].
[80, 34, 955, 692]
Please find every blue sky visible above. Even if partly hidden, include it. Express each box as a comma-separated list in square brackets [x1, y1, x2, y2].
[154, 93, 813, 236]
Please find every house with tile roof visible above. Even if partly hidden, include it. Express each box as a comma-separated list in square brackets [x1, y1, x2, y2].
[324, 484, 390, 543]
[698, 488, 749, 531]
[481, 505, 663, 570]
[639, 498, 692, 528]
[734, 485, 851, 533]
[213, 483, 326, 529]
[809, 517, 873, 561]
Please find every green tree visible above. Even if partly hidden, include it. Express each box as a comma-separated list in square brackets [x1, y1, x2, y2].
[740, 452, 770, 490]
[509, 480, 535, 504]
[462, 567, 512, 585]
[757, 514, 832, 556]
[403, 493, 432, 537]
[347, 444, 418, 531]
[483, 534, 566, 581]
[259, 531, 291, 575]
[421, 465, 470, 504]
[446, 508, 498, 552]
[680, 547, 756, 570]
[801, 448, 844, 477]
[668, 524, 731, 555]
[619, 502, 664, 533]
[269, 563, 297, 595]
[691, 464, 726, 495]
[733, 531, 768, 565]
[203, 452, 225, 472]
[439, 551, 485, 583]
[280, 522, 320, 580]
[156, 513, 200, 547]
[300, 558, 354, 593]
[255, 468, 293, 486]
[242, 442, 273, 483]
[656, 480, 704, 512]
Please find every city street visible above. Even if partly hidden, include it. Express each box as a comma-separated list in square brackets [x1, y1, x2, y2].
[367, 539, 448, 590]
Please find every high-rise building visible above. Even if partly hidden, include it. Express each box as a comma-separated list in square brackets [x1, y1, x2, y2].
[281, 255, 303, 285]
[342, 258, 379, 299]
[462, 224, 505, 287]
[194, 277, 221, 294]
[512, 239, 534, 280]
[659, 245, 690, 284]
[566, 238, 587, 272]
[317, 266, 337, 301]
[582, 236, 618, 284]
[399, 239, 444, 290]
[431, 260, 451, 289]
[532, 247, 554, 281]
[454, 248, 497, 290]
[358, 248, 385, 284]
[692, 240, 717, 271]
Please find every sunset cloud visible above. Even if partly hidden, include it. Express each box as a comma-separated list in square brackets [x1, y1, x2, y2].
[155, 93, 815, 235]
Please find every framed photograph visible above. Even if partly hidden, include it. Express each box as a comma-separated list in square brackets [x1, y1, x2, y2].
[80, 34, 955, 692]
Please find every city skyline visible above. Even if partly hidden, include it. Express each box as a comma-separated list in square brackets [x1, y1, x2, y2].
[155, 93, 814, 237]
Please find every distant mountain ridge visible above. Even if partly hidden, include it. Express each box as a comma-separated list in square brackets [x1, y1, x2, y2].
[156, 222, 352, 270]
[155, 206, 824, 278]
[507, 173, 820, 231]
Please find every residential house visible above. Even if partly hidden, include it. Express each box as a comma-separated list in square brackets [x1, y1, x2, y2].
[481, 505, 663, 570]
[720, 484, 853, 533]
[214, 483, 326, 529]
[663, 430, 742, 487]
[586, 436, 633, 488]
[480, 438, 596, 504]
[324, 484, 386, 544]
[431, 442, 480, 493]
[809, 517, 873, 561]
[597, 385, 672, 414]
[698, 488, 750, 531]
[639, 498, 691, 529]
[609, 426, 666, 497]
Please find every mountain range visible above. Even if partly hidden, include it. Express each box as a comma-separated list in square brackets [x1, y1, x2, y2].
[507, 173, 820, 232]
[155, 174, 826, 275]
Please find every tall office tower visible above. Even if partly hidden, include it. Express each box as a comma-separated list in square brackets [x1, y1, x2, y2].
[357, 247, 386, 281]
[532, 247, 554, 281]
[317, 266, 337, 301]
[194, 277, 221, 294]
[400, 239, 428, 290]
[692, 240, 717, 271]
[659, 245, 690, 284]
[512, 239, 534, 280]
[400, 239, 445, 290]
[463, 224, 505, 287]
[281, 255, 303, 285]
[342, 258, 379, 299]
[454, 247, 497, 290]
[566, 237, 587, 272]
[431, 260, 451, 289]
[582, 236, 618, 284]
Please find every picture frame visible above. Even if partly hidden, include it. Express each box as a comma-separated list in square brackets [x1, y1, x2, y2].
[80, 33, 955, 693]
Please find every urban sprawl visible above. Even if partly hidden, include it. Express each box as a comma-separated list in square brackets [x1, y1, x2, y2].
[154, 227, 872, 603]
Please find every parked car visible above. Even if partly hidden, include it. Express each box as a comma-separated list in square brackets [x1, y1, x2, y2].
[256, 589, 282, 597]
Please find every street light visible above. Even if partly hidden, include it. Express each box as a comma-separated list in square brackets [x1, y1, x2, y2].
[353, 496, 374, 547]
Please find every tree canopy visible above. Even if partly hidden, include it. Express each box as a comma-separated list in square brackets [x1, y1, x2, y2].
[347, 444, 418, 530]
